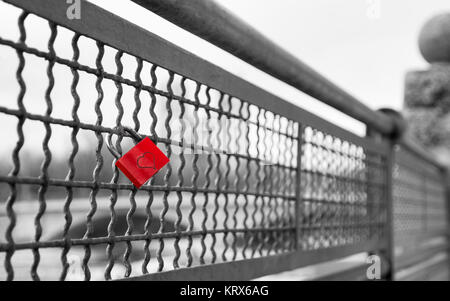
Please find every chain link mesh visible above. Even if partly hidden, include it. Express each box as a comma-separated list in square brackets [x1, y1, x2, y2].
[393, 147, 448, 260]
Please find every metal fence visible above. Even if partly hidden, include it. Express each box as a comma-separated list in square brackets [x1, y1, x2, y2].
[0, 0, 448, 281]
[393, 145, 449, 280]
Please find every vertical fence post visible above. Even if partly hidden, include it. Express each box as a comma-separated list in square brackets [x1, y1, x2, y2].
[444, 167, 450, 279]
[295, 124, 304, 251]
[423, 173, 428, 233]
[369, 109, 406, 281]
[383, 140, 396, 280]
[366, 124, 395, 280]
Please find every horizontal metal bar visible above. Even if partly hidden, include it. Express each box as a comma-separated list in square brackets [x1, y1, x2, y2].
[302, 170, 386, 188]
[130, 0, 396, 136]
[304, 140, 388, 167]
[300, 197, 380, 207]
[120, 238, 383, 281]
[298, 222, 383, 231]
[0, 227, 295, 252]
[0, 175, 295, 200]
[4, 0, 389, 156]
[0, 222, 378, 252]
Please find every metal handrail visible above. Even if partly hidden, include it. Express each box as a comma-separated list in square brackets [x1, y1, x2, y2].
[131, 0, 397, 136]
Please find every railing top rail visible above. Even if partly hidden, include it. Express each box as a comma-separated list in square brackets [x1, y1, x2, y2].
[131, 0, 397, 136]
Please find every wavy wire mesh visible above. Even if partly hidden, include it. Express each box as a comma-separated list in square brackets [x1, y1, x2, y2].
[300, 128, 387, 250]
[393, 147, 448, 260]
[0, 3, 389, 281]
[0, 5, 300, 281]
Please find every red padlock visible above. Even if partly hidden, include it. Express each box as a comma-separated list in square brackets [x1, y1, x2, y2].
[107, 127, 169, 188]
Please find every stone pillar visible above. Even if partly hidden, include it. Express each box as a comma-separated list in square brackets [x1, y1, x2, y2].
[404, 13, 450, 165]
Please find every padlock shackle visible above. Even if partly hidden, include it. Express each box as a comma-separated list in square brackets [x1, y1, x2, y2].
[123, 126, 145, 142]
[106, 126, 145, 159]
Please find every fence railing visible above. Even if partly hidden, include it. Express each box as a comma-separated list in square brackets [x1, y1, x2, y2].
[0, 0, 448, 281]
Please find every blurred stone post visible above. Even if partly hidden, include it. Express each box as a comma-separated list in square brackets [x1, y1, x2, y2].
[404, 13, 450, 165]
